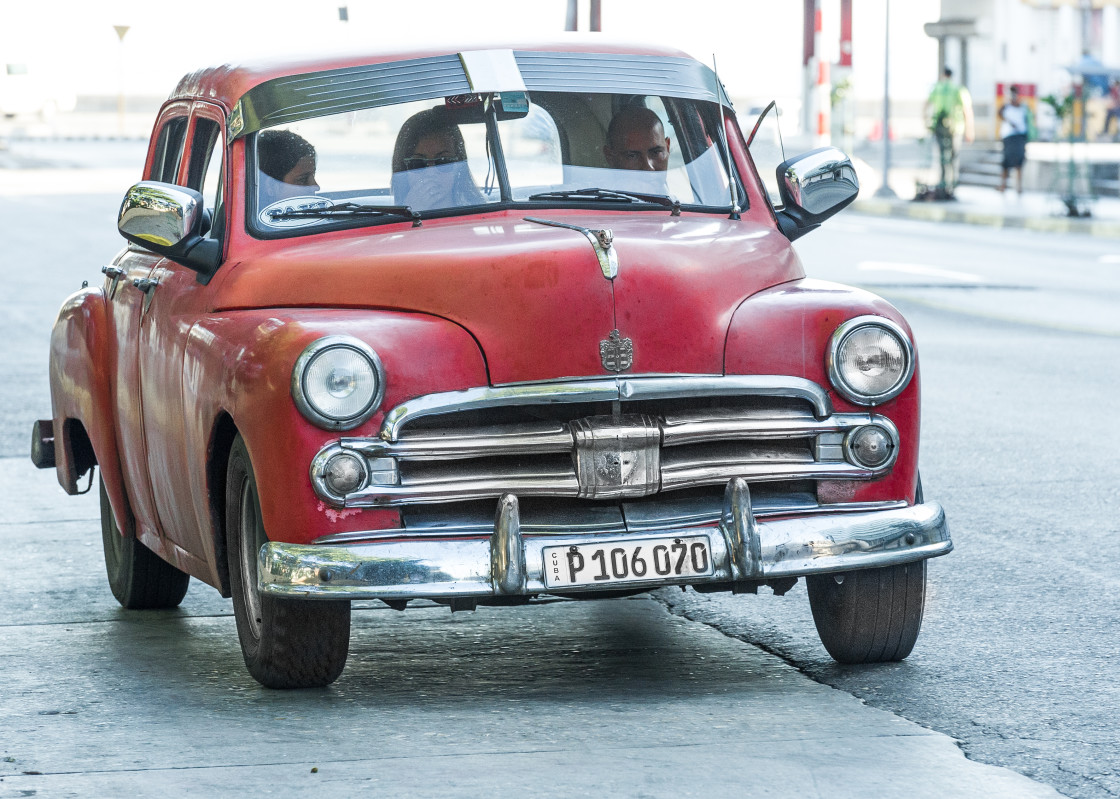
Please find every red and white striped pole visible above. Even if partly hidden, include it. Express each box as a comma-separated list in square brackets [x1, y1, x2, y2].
[814, 2, 831, 146]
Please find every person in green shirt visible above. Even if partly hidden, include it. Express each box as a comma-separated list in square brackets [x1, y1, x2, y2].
[925, 67, 975, 197]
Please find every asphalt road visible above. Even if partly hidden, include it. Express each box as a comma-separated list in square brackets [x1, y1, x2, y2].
[671, 215, 1120, 799]
[2, 138, 1116, 797]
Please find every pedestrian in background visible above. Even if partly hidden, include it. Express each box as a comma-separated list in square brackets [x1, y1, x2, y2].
[1103, 78, 1120, 141]
[998, 85, 1033, 194]
[925, 67, 975, 199]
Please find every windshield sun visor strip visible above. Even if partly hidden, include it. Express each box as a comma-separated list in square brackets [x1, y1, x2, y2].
[230, 55, 471, 137]
[231, 51, 733, 138]
[513, 52, 731, 105]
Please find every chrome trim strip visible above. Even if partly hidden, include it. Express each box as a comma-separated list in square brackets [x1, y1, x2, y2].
[310, 499, 911, 544]
[260, 501, 951, 599]
[379, 375, 834, 442]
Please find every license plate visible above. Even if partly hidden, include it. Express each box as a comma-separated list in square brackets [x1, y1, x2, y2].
[542, 535, 713, 589]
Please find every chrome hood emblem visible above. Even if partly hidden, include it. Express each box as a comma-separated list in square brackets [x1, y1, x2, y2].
[524, 216, 619, 279]
[600, 329, 633, 372]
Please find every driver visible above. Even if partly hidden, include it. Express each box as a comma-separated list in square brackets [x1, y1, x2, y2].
[602, 106, 671, 171]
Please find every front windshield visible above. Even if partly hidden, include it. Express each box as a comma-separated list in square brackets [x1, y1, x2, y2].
[250, 91, 741, 234]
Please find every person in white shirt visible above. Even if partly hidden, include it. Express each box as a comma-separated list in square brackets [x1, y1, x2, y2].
[998, 86, 1031, 194]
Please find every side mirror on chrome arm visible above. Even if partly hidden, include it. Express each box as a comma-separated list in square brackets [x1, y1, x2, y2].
[774, 147, 860, 241]
[117, 181, 222, 282]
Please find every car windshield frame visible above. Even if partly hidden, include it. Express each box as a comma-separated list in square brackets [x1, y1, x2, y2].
[240, 50, 749, 239]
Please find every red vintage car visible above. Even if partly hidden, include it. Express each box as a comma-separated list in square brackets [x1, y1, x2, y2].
[32, 40, 950, 688]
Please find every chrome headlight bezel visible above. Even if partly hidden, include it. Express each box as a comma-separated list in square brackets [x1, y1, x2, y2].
[842, 417, 901, 471]
[291, 336, 385, 431]
[827, 316, 915, 406]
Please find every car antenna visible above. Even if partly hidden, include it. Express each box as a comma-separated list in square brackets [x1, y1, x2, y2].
[713, 55, 741, 220]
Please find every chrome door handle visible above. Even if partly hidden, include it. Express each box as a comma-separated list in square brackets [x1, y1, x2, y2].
[102, 265, 126, 279]
[132, 277, 158, 293]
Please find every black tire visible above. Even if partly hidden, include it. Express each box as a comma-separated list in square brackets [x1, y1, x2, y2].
[226, 434, 350, 688]
[807, 560, 926, 664]
[100, 476, 190, 609]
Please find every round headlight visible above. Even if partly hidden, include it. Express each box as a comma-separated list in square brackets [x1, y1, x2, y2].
[827, 317, 914, 406]
[845, 424, 896, 469]
[292, 337, 384, 430]
[323, 452, 367, 495]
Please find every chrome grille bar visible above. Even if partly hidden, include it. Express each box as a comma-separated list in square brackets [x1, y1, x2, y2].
[379, 374, 833, 441]
[660, 461, 874, 491]
[660, 409, 869, 446]
[345, 421, 572, 460]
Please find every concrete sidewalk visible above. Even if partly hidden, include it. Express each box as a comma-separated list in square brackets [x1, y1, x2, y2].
[850, 156, 1120, 238]
[1, 456, 1065, 799]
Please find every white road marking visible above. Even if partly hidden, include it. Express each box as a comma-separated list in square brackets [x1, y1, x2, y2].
[856, 261, 983, 282]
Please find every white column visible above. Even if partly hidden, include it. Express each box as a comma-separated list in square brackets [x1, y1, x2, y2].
[1103, 6, 1120, 68]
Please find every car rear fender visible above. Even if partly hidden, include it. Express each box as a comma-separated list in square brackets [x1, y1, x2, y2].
[47, 287, 132, 533]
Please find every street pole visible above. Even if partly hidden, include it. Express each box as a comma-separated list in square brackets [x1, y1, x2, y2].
[874, 0, 896, 198]
[113, 25, 130, 137]
[565, 0, 578, 31]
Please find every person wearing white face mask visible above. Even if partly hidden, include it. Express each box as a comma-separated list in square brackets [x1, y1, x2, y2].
[390, 107, 483, 211]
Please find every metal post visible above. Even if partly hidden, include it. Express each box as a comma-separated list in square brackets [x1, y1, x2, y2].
[874, 0, 896, 198]
[113, 25, 130, 137]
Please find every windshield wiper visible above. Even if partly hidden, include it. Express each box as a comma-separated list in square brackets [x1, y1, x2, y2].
[267, 202, 422, 227]
[527, 187, 680, 216]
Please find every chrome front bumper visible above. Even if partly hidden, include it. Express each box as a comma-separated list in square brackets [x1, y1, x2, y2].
[259, 478, 951, 600]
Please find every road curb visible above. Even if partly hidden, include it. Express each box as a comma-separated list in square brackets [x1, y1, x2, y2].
[851, 198, 1120, 237]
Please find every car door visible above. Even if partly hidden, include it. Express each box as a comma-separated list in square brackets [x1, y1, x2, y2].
[109, 103, 190, 550]
[137, 101, 227, 564]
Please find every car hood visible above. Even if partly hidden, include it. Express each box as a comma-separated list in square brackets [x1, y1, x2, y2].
[216, 212, 803, 384]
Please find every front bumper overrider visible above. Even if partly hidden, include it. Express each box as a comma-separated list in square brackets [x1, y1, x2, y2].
[259, 478, 951, 600]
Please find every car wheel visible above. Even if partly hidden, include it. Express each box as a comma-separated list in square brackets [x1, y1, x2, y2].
[226, 434, 350, 689]
[100, 475, 190, 609]
[806, 560, 926, 664]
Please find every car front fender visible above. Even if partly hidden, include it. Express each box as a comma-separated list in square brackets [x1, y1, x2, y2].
[181, 309, 490, 550]
[725, 278, 921, 504]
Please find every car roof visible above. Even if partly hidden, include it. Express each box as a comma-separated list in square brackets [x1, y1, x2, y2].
[170, 36, 698, 109]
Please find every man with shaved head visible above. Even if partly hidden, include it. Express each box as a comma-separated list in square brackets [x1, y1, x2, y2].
[603, 106, 671, 171]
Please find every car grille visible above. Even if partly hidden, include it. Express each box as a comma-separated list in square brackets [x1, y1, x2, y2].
[311, 376, 899, 534]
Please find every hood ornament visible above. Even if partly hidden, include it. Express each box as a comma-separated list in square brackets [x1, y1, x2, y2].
[524, 217, 619, 280]
[600, 329, 633, 372]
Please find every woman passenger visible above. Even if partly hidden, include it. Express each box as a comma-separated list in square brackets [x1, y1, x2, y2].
[391, 107, 483, 211]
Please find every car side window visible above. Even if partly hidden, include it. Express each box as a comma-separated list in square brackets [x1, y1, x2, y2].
[148, 117, 188, 183]
[187, 117, 224, 239]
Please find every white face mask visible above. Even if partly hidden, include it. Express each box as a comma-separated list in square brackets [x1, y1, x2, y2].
[391, 161, 479, 211]
[258, 170, 314, 206]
